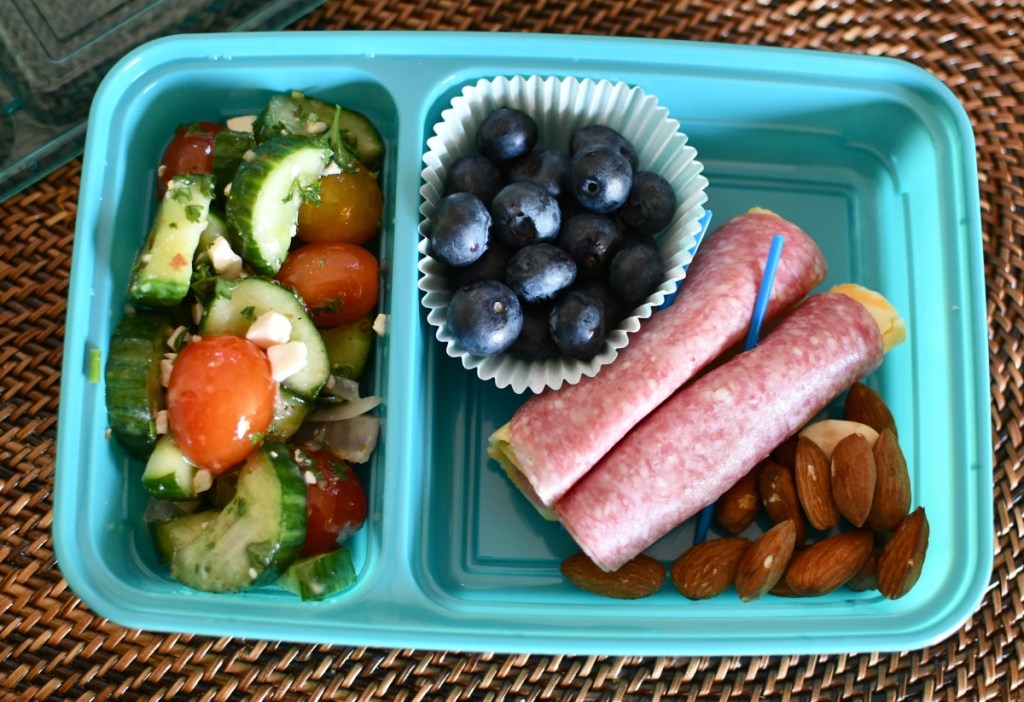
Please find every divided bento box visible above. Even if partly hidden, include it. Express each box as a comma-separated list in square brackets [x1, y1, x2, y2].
[55, 31, 991, 655]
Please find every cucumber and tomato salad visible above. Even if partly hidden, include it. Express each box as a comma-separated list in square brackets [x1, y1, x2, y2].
[105, 90, 384, 599]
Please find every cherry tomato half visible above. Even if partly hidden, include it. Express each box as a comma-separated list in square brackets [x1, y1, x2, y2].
[275, 242, 379, 328]
[166, 336, 276, 473]
[297, 168, 384, 246]
[300, 449, 368, 557]
[155, 122, 225, 199]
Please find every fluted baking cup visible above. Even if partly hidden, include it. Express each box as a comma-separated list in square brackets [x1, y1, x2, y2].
[418, 75, 708, 394]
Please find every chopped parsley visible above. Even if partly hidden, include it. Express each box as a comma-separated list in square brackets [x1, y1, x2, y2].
[240, 306, 257, 321]
[184, 204, 204, 224]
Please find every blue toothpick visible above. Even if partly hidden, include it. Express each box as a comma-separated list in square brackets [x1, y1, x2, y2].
[693, 233, 785, 545]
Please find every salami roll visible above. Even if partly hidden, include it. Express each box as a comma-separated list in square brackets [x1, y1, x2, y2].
[554, 289, 899, 572]
[488, 210, 828, 510]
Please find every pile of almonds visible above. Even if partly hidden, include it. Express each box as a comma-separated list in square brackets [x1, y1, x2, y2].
[560, 383, 930, 601]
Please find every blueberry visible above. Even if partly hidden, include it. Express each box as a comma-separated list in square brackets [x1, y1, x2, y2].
[549, 289, 607, 360]
[510, 303, 558, 361]
[508, 149, 569, 200]
[476, 107, 538, 164]
[617, 171, 677, 235]
[556, 213, 624, 280]
[608, 243, 663, 307]
[490, 181, 561, 249]
[574, 279, 625, 330]
[430, 192, 491, 267]
[570, 125, 639, 171]
[569, 144, 633, 214]
[447, 280, 523, 356]
[505, 243, 577, 303]
[449, 239, 513, 289]
[445, 155, 504, 204]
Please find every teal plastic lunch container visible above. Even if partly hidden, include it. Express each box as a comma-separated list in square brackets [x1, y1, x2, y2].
[55, 31, 990, 655]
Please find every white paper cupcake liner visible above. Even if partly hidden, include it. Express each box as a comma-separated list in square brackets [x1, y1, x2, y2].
[418, 75, 709, 394]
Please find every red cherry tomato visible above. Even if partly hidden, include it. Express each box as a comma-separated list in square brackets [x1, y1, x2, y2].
[275, 243, 379, 328]
[300, 449, 368, 556]
[155, 122, 225, 199]
[166, 336, 276, 473]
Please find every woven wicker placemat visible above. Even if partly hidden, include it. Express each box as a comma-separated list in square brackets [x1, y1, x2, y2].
[2, 1, 1021, 699]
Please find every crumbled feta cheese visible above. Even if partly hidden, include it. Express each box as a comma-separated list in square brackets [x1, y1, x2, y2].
[226, 114, 257, 133]
[267, 341, 308, 382]
[208, 236, 243, 280]
[248, 567, 258, 580]
[242, 149, 256, 162]
[192, 469, 213, 494]
[372, 313, 387, 337]
[223, 182, 232, 197]
[154, 410, 169, 435]
[323, 160, 342, 176]
[160, 358, 174, 387]
[304, 470, 317, 485]
[157, 164, 167, 178]
[246, 310, 292, 349]
[191, 302, 204, 325]
[140, 254, 152, 264]
[306, 120, 329, 135]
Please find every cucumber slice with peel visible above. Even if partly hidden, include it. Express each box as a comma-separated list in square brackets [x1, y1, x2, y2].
[128, 174, 214, 306]
[226, 135, 330, 275]
[105, 312, 173, 459]
[278, 548, 357, 601]
[169, 442, 307, 593]
[200, 276, 330, 400]
[141, 434, 209, 501]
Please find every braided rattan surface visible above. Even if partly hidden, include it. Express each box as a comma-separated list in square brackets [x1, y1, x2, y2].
[2, 1, 1021, 699]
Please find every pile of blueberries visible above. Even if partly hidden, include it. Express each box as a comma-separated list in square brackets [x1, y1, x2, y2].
[430, 107, 677, 361]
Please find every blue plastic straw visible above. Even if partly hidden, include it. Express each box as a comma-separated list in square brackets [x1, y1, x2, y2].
[693, 233, 785, 545]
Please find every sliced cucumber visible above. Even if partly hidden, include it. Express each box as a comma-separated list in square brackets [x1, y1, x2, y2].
[254, 91, 383, 171]
[200, 277, 330, 399]
[128, 174, 214, 306]
[278, 548, 357, 601]
[105, 312, 173, 459]
[225, 135, 330, 275]
[151, 510, 216, 563]
[269, 389, 310, 441]
[198, 209, 229, 251]
[169, 442, 307, 593]
[212, 129, 256, 193]
[319, 317, 373, 380]
[142, 434, 209, 500]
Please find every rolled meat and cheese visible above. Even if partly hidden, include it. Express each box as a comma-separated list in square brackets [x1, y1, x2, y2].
[554, 285, 907, 572]
[489, 209, 828, 511]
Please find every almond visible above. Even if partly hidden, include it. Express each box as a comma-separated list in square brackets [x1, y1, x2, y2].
[758, 460, 806, 545]
[799, 419, 879, 460]
[866, 428, 911, 533]
[794, 436, 840, 531]
[830, 433, 876, 527]
[877, 507, 929, 599]
[844, 382, 897, 438]
[715, 466, 761, 534]
[784, 529, 874, 596]
[561, 552, 665, 599]
[735, 520, 797, 601]
[846, 547, 881, 592]
[670, 537, 750, 600]
[768, 578, 801, 597]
